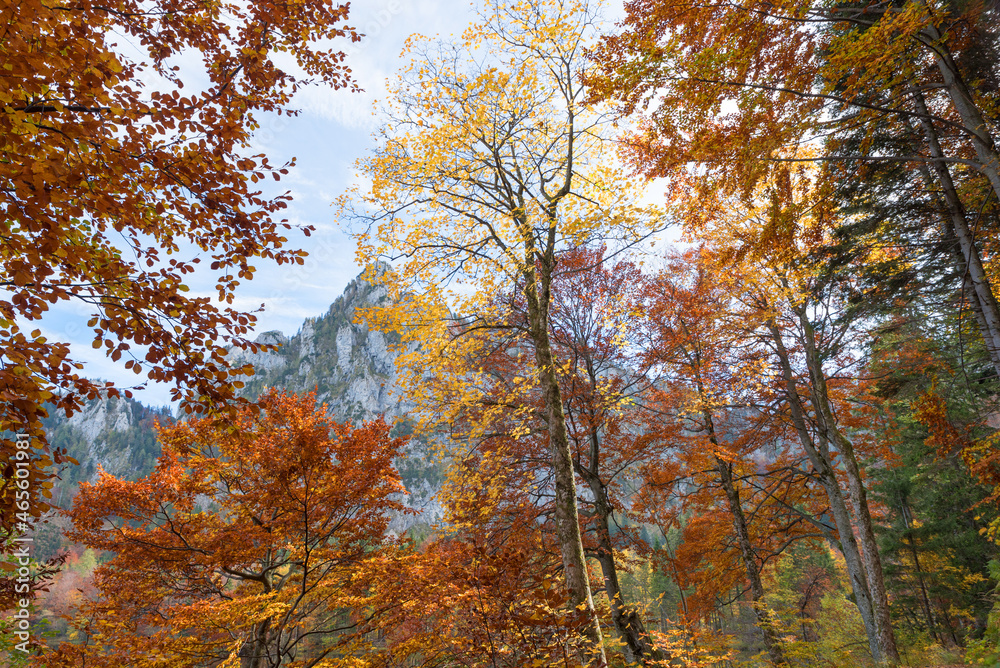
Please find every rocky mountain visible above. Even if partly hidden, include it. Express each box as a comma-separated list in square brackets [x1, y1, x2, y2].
[227, 266, 444, 526]
[42, 266, 443, 538]
[43, 396, 171, 502]
[229, 264, 408, 423]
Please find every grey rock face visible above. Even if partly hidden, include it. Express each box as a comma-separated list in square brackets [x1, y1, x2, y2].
[232, 267, 443, 527]
[235, 269, 407, 423]
[58, 396, 128, 479]
[230, 330, 289, 374]
[42, 393, 170, 504]
[336, 325, 353, 371]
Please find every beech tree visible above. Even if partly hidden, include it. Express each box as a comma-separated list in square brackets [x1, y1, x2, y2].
[0, 0, 358, 546]
[640, 250, 792, 666]
[587, 0, 1000, 377]
[40, 390, 408, 668]
[550, 250, 665, 664]
[691, 168, 903, 663]
[344, 1, 661, 664]
[412, 249, 668, 664]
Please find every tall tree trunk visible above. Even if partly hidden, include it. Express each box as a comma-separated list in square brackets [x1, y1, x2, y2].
[767, 321, 885, 663]
[524, 251, 607, 667]
[829, 422, 901, 664]
[899, 100, 1000, 376]
[792, 306, 901, 664]
[909, 88, 1000, 376]
[682, 333, 786, 664]
[703, 409, 787, 666]
[575, 353, 664, 665]
[920, 24, 1000, 205]
[584, 468, 664, 665]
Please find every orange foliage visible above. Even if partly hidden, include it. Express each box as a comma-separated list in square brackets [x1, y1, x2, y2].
[366, 534, 591, 668]
[35, 390, 408, 668]
[0, 0, 359, 548]
[913, 388, 973, 459]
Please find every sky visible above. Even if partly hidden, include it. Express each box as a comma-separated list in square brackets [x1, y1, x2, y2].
[45, 0, 655, 407]
[220, 0, 480, 331]
[39, 0, 477, 406]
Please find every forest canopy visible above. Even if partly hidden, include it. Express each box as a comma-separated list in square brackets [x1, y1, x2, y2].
[3, 0, 1000, 667]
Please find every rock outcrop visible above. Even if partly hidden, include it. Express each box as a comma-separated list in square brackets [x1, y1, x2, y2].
[228, 267, 443, 526]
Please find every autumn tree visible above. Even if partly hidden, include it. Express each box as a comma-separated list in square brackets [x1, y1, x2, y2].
[638, 249, 817, 666]
[344, 1, 662, 664]
[37, 390, 409, 668]
[0, 0, 359, 549]
[683, 167, 905, 663]
[819, 7, 1000, 381]
[411, 249, 669, 664]
[549, 250, 666, 664]
[587, 0, 1000, 377]
[588, 20, 1000, 653]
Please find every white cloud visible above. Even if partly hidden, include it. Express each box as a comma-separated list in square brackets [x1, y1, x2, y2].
[293, 0, 475, 129]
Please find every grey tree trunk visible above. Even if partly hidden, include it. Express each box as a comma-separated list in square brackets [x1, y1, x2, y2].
[581, 455, 663, 665]
[240, 617, 271, 668]
[767, 321, 884, 663]
[573, 350, 663, 665]
[909, 88, 1000, 377]
[523, 250, 607, 667]
[901, 105, 1000, 375]
[922, 27, 1000, 206]
[792, 307, 901, 664]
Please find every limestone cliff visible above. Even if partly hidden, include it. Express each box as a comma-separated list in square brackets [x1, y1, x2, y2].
[227, 266, 443, 526]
